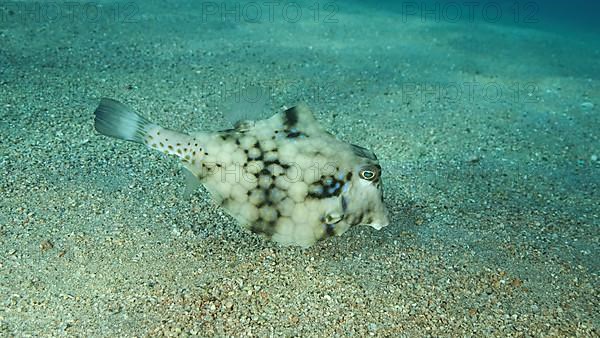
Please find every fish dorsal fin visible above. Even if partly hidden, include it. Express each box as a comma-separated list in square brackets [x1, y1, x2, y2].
[350, 144, 378, 160]
[234, 120, 255, 131]
[277, 103, 323, 135]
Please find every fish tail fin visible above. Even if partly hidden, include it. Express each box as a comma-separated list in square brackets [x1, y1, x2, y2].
[94, 98, 201, 165]
[94, 98, 153, 143]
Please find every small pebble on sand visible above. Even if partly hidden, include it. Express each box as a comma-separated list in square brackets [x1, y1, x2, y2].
[40, 240, 54, 252]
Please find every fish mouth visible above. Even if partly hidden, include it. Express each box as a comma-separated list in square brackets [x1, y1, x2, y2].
[369, 222, 387, 230]
[368, 213, 390, 230]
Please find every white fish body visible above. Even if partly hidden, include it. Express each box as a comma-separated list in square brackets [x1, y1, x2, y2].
[94, 98, 389, 247]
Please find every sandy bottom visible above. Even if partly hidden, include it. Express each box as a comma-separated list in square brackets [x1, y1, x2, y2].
[1, 1, 598, 336]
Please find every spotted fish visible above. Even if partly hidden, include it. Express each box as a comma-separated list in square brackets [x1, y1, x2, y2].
[93, 98, 389, 247]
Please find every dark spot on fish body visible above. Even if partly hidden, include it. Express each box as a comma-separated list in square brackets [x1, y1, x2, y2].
[307, 175, 344, 199]
[307, 188, 325, 199]
[249, 221, 276, 237]
[198, 162, 215, 178]
[345, 213, 362, 226]
[249, 224, 259, 234]
[268, 220, 278, 234]
[325, 223, 336, 237]
[220, 133, 237, 141]
[220, 198, 230, 208]
[286, 131, 304, 139]
[263, 159, 281, 167]
[283, 106, 299, 128]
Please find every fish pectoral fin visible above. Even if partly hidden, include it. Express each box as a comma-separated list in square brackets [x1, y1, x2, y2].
[182, 166, 202, 199]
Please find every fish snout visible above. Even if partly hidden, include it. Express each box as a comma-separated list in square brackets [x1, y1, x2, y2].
[369, 212, 390, 230]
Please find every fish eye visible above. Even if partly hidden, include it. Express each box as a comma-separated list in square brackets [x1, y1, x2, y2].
[358, 164, 381, 181]
[359, 169, 376, 180]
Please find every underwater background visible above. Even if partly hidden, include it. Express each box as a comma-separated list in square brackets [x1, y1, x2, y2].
[0, 0, 598, 336]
